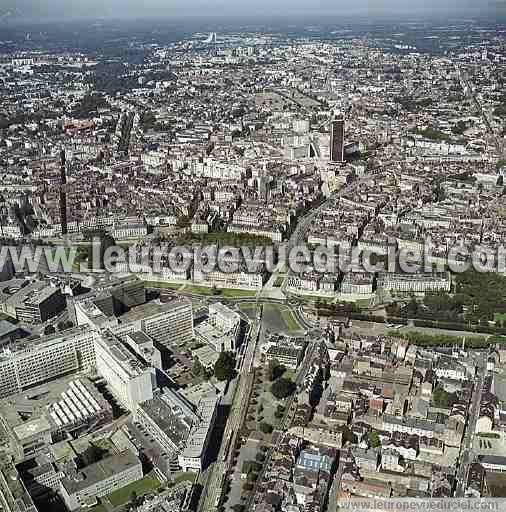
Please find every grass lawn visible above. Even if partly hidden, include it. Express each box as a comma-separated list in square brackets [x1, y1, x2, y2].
[106, 472, 161, 507]
[182, 285, 217, 296]
[72, 247, 89, 270]
[90, 506, 107, 512]
[485, 471, 506, 497]
[354, 298, 373, 308]
[182, 285, 255, 298]
[43, 246, 87, 271]
[280, 308, 302, 331]
[143, 281, 184, 290]
[296, 294, 336, 304]
[274, 276, 285, 287]
[239, 302, 256, 309]
[170, 472, 197, 486]
[134, 278, 256, 297]
[0, 312, 13, 323]
[477, 432, 501, 438]
[264, 304, 302, 332]
[220, 288, 256, 298]
[239, 302, 257, 320]
[175, 231, 272, 247]
[495, 312, 506, 323]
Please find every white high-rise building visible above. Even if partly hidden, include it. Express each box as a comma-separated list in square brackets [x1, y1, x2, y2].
[94, 331, 153, 411]
[141, 301, 194, 348]
[178, 395, 219, 472]
[209, 303, 241, 332]
[108, 301, 194, 350]
[208, 302, 241, 351]
[0, 327, 97, 399]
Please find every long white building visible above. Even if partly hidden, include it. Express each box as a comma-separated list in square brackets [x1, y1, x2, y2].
[178, 395, 219, 472]
[95, 331, 153, 411]
[59, 450, 143, 511]
[112, 300, 194, 349]
[76, 297, 194, 350]
[0, 327, 97, 399]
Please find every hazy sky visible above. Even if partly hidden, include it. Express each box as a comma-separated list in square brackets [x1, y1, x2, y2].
[1, 0, 498, 20]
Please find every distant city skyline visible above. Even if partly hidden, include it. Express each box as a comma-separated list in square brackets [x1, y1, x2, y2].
[0, 0, 499, 21]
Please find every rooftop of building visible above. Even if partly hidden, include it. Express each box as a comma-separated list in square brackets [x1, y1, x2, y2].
[0, 375, 110, 439]
[139, 395, 191, 448]
[97, 330, 149, 377]
[119, 299, 191, 323]
[181, 395, 218, 460]
[195, 320, 233, 347]
[209, 302, 241, 322]
[126, 330, 152, 346]
[0, 320, 19, 339]
[0, 463, 37, 511]
[3, 280, 60, 308]
[192, 344, 220, 368]
[60, 450, 140, 495]
[0, 325, 93, 361]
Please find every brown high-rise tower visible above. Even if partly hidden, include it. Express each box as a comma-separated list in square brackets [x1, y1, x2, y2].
[60, 149, 68, 236]
[330, 118, 345, 163]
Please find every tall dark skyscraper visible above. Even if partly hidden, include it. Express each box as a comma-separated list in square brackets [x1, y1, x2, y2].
[59, 149, 68, 236]
[330, 118, 345, 163]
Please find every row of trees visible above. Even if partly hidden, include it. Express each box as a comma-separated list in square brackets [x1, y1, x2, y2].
[416, 127, 451, 142]
[267, 359, 286, 381]
[214, 352, 237, 381]
[268, 359, 296, 399]
[43, 320, 74, 336]
[387, 330, 488, 349]
[0, 110, 59, 130]
[176, 231, 273, 249]
[386, 293, 464, 323]
[395, 96, 433, 112]
[381, 268, 506, 332]
[456, 269, 506, 324]
[313, 300, 360, 318]
[271, 378, 295, 400]
[71, 94, 109, 119]
[192, 351, 237, 382]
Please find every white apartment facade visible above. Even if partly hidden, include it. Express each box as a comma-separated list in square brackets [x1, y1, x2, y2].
[0, 327, 97, 399]
[178, 396, 218, 472]
[59, 451, 142, 511]
[95, 331, 153, 411]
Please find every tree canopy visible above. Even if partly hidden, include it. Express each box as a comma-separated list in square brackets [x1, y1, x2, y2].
[214, 351, 237, 381]
[341, 426, 358, 445]
[432, 386, 458, 408]
[267, 359, 285, 381]
[367, 431, 381, 448]
[44, 325, 56, 335]
[259, 422, 273, 434]
[271, 378, 295, 400]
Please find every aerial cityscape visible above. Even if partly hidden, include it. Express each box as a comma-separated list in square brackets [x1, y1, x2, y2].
[1, 2, 506, 512]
